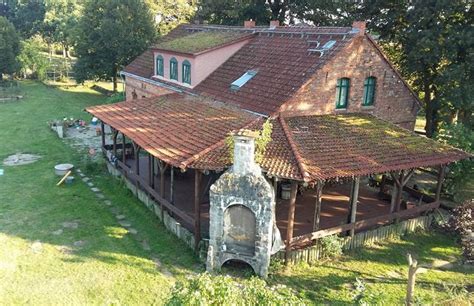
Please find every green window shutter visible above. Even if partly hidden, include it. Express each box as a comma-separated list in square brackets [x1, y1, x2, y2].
[335, 78, 350, 109]
[156, 55, 164, 76]
[182, 60, 191, 84]
[170, 57, 178, 80]
[363, 77, 376, 106]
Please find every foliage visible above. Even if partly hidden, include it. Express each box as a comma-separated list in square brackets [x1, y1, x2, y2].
[106, 92, 125, 104]
[319, 235, 343, 258]
[166, 273, 303, 306]
[0, 16, 20, 79]
[146, 0, 195, 35]
[17, 36, 50, 80]
[435, 122, 474, 201]
[3, 0, 46, 38]
[446, 200, 474, 262]
[73, 0, 155, 91]
[225, 119, 273, 165]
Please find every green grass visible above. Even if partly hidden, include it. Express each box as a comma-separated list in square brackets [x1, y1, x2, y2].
[0, 81, 471, 304]
[0, 81, 199, 304]
[270, 230, 473, 304]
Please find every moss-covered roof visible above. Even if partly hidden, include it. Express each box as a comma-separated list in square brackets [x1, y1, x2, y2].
[153, 31, 252, 54]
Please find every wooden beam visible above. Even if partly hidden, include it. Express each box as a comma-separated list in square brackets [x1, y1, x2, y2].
[133, 143, 140, 176]
[122, 133, 126, 162]
[100, 122, 105, 148]
[159, 163, 167, 222]
[312, 181, 324, 231]
[435, 165, 446, 202]
[347, 177, 360, 237]
[194, 170, 202, 251]
[285, 182, 298, 265]
[170, 166, 174, 204]
[112, 130, 118, 156]
[148, 154, 153, 188]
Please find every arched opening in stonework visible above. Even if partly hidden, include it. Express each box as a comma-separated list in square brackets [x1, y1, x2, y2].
[223, 204, 256, 256]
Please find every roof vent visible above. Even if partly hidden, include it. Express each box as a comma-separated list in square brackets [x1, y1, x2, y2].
[231, 70, 257, 91]
[307, 40, 337, 57]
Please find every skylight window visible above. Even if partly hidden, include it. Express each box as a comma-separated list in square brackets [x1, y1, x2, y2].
[307, 40, 337, 57]
[231, 70, 257, 91]
[322, 40, 336, 49]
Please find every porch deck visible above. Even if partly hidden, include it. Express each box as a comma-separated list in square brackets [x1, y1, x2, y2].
[122, 155, 429, 240]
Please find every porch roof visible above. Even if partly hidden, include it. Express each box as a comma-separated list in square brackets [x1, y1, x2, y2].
[87, 97, 470, 182]
[86, 93, 261, 168]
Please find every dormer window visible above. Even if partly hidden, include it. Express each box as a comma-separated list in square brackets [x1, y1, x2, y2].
[362, 76, 376, 106]
[170, 57, 178, 81]
[335, 78, 350, 109]
[182, 60, 191, 85]
[156, 55, 164, 77]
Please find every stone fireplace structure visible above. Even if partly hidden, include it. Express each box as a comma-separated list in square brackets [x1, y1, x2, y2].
[206, 131, 276, 277]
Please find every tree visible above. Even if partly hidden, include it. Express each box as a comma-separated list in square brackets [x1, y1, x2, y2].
[0, 16, 20, 80]
[146, 0, 195, 35]
[8, 0, 46, 38]
[73, 0, 156, 92]
[17, 35, 50, 80]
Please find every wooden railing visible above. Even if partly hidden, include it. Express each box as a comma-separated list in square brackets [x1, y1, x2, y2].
[115, 159, 195, 228]
[290, 200, 440, 247]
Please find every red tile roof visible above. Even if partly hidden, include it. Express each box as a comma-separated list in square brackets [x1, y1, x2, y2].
[85, 93, 259, 168]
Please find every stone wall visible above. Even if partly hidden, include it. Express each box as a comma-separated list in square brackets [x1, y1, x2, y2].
[280, 35, 420, 130]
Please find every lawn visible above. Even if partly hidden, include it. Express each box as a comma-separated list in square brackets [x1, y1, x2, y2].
[0, 81, 471, 304]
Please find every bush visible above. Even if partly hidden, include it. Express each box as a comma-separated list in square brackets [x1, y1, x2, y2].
[166, 273, 304, 306]
[449, 200, 474, 263]
[17, 36, 50, 80]
[320, 235, 344, 258]
[106, 92, 125, 104]
[435, 123, 474, 201]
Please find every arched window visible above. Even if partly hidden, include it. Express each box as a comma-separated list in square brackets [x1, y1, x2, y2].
[182, 60, 191, 85]
[362, 76, 376, 106]
[155, 55, 164, 77]
[170, 57, 178, 80]
[335, 78, 350, 109]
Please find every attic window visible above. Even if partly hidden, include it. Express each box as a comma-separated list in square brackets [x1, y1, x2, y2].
[231, 70, 257, 91]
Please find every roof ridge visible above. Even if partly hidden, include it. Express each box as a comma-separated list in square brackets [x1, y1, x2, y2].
[179, 117, 264, 169]
[278, 115, 311, 182]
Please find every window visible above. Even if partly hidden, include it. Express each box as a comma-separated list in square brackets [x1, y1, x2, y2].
[335, 78, 350, 109]
[155, 55, 164, 76]
[170, 57, 178, 80]
[231, 70, 257, 91]
[182, 60, 191, 84]
[362, 76, 376, 106]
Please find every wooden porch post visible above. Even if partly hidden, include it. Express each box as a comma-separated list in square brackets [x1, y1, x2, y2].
[170, 167, 174, 204]
[312, 181, 324, 231]
[435, 165, 446, 202]
[347, 177, 360, 237]
[273, 177, 278, 198]
[194, 170, 202, 251]
[100, 122, 105, 148]
[112, 130, 118, 157]
[148, 154, 154, 187]
[159, 162, 168, 222]
[122, 133, 126, 162]
[285, 182, 298, 265]
[133, 143, 140, 176]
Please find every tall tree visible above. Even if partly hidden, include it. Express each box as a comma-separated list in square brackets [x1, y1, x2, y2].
[0, 16, 20, 80]
[73, 0, 155, 92]
[146, 0, 195, 35]
[195, 0, 272, 25]
[8, 0, 46, 38]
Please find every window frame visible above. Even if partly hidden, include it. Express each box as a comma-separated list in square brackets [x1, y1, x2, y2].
[335, 78, 350, 109]
[170, 57, 178, 81]
[182, 60, 191, 85]
[362, 76, 376, 106]
[155, 55, 164, 77]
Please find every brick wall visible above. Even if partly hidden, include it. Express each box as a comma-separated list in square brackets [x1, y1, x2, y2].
[280, 35, 420, 130]
[125, 76, 173, 100]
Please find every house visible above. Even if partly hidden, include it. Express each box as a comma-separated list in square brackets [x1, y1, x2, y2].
[86, 21, 469, 265]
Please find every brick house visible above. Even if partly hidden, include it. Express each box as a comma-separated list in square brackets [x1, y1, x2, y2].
[87, 21, 469, 264]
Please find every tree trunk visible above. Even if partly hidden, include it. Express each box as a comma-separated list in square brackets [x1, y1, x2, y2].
[458, 109, 473, 128]
[424, 85, 437, 138]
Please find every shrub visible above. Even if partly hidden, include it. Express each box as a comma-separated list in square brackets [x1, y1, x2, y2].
[166, 273, 304, 306]
[17, 36, 50, 80]
[106, 92, 125, 104]
[450, 199, 473, 262]
[320, 235, 343, 258]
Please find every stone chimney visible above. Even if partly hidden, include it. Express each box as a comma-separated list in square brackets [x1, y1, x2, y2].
[244, 19, 256, 28]
[233, 130, 259, 175]
[270, 20, 280, 28]
[352, 21, 367, 36]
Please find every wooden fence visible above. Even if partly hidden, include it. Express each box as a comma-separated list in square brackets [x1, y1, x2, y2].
[274, 214, 434, 265]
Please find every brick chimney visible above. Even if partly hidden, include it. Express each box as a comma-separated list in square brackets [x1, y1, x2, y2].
[270, 20, 280, 28]
[352, 21, 367, 36]
[244, 19, 256, 28]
